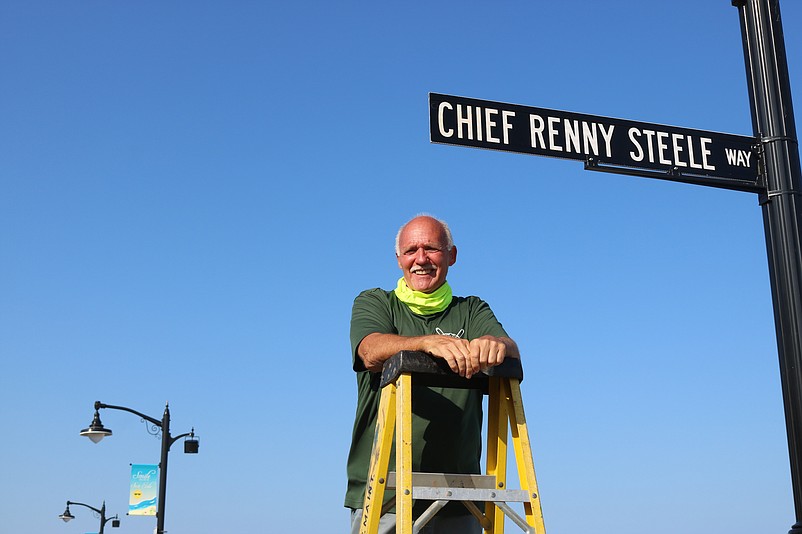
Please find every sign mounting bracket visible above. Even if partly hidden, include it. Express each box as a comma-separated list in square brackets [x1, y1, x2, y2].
[583, 156, 766, 194]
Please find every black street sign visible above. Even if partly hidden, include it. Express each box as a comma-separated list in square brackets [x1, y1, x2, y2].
[430, 92, 760, 189]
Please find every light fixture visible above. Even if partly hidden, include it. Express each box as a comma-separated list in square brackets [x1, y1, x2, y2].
[184, 428, 199, 454]
[58, 505, 74, 522]
[79, 409, 112, 443]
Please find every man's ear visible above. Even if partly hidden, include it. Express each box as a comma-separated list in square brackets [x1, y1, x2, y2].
[448, 245, 457, 266]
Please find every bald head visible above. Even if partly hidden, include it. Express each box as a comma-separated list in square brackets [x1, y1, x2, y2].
[395, 215, 457, 293]
[394, 215, 454, 256]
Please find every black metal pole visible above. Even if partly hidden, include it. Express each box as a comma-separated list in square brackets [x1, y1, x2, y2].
[99, 501, 106, 534]
[733, 1, 802, 532]
[157, 404, 170, 534]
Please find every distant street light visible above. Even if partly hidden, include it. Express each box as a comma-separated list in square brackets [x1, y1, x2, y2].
[58, 500, 120, 534]
[80, 401, 199, 534]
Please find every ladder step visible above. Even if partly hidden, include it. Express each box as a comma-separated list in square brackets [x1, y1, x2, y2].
[386, 472, 531, 502]
[387, 472, 496, 489]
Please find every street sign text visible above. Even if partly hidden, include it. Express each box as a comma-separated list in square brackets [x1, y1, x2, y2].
[430, 93, 758, 184]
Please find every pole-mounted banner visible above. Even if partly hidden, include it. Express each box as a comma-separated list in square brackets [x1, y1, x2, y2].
[128, 464, 158, 516]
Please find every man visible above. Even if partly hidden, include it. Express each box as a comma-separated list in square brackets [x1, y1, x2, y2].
[345, 215, 519, 533]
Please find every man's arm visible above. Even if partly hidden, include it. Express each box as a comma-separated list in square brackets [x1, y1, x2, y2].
[358, 332, 518, 378]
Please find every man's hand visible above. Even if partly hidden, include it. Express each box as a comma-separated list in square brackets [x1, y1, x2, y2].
[358, 333, 518, 377]
[469, 335, 507, 375]
[419, 335, 473, 377]
[423, 335, 509, 379]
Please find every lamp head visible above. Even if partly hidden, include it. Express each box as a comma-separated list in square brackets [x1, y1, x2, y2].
[80, 409, 112, 443]
[58, 504, 74, 522]
[184, 428, 199, 454]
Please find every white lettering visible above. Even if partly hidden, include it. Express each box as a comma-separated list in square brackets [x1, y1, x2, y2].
[627, 128, 720, 170]
[657, 131, 671, 165]
[688, 136, 701, 169]
[502, 110, 515, 144]
[438, 102, 453, 138]
[548, 116, 562, 151]
[565, 120, 581, 153]
[671, 133, 687, 167]
[457, 104, 473, 140]
[582, 122, 598, 155]
[700, 137, 715, 170]
[523, 115, 612, 157]
[530, 114, 546, 149]
[642, 130, 656, 162]
[742, 150, 752, 166]
[725, 148, 752, 168]
[629, 128, 644, 161]
[485, 108, 499, 143]
[599, 124, 615, 157]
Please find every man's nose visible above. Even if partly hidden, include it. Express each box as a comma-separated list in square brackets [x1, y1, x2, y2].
[413, 247, 428, 263]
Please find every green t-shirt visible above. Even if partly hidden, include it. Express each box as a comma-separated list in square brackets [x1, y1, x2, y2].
[344, 288, 509, 514]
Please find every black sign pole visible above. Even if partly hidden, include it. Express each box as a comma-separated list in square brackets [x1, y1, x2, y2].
[733, 1, 802, 532]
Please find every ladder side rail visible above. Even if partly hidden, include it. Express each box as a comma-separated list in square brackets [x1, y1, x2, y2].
[501, 379, 546, 533]
[396, 374, 414, 534]
[359, 382, 398, 534]
[485, 376, 509, 533]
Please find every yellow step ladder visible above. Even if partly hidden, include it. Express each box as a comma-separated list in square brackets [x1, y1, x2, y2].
[358, 351, 546, 534]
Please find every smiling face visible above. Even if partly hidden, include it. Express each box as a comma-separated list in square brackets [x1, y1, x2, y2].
[396, 216, 457, 293]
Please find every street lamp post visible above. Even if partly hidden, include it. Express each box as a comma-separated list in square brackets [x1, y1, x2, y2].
[58, 500, 120, 534]
[80, 401, 199, 534]
[732, 1, 802, 532]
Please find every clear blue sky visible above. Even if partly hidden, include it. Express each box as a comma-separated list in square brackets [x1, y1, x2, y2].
[2, 1, 801, 533]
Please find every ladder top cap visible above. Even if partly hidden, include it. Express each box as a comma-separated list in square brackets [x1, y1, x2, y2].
[380, 351, 524, 389]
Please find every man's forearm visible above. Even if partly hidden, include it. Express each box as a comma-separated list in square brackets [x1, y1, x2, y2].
[357, 332, 432, 372]
[358, 333, 520, 373]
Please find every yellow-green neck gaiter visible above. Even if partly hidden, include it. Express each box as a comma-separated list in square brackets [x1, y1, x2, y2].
[394, 277, 453, 315]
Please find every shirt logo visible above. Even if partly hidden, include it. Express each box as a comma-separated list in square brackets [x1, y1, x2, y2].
[435, 327, 464, 339]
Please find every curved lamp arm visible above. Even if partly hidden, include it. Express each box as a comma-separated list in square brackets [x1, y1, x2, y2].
[95, 401, 161, 427]
[66, 500, 103, 516]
